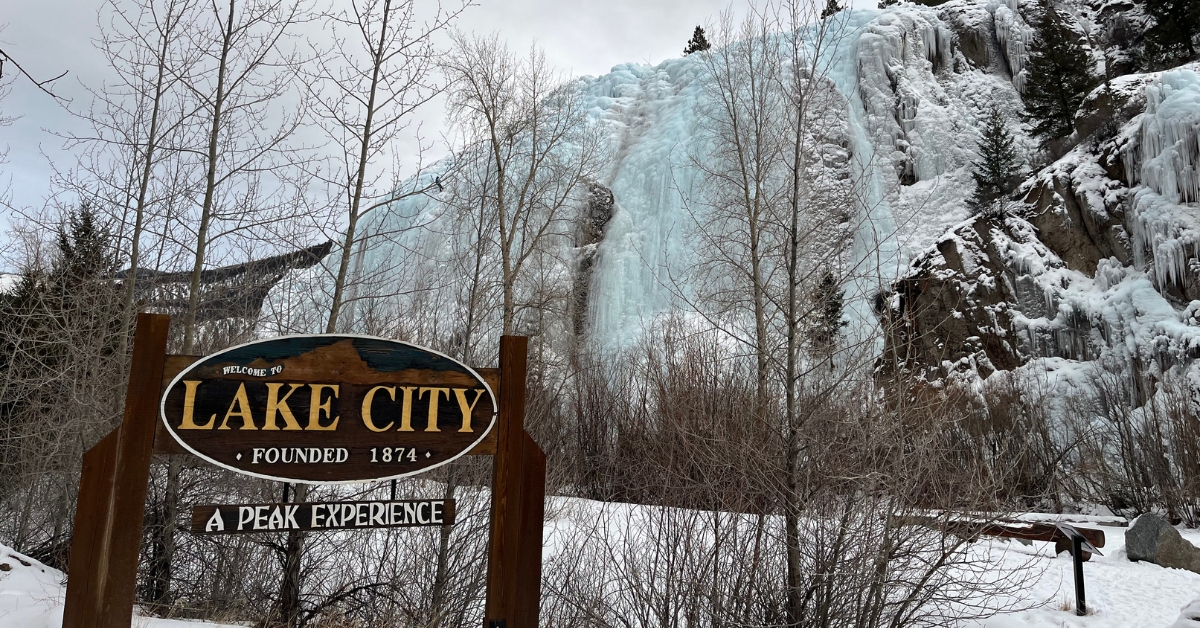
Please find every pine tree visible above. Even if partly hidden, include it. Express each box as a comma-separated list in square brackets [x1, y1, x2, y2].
[1141, 0, 1200, 68]
[969, 105, 1021, 215]
[821, 0, 843, 19]
[809, 270, 848, 365]
[53, 203, 120, 291]
[1022, 5, 1096, 144]
[0, 203, 123, 446]
[683, 27, 711, 55]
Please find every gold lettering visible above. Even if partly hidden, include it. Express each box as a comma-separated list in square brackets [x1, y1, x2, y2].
[362, 386, 395, 432]
[217, 383, 257, 430]
[306, 384, 339, 430]
[263, 383, 304, 431]
[178, 380, 216, 429]
[419, 387, 450, 432]
[397, 386, 418, 431]
[453, 388, 486, 433]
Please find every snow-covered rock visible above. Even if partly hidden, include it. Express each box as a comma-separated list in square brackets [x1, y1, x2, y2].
[885, 59, 1200, 384]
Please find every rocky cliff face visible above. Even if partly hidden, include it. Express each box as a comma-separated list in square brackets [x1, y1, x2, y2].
[574, 183, 616, 340]
[880, 0, 1200, 385]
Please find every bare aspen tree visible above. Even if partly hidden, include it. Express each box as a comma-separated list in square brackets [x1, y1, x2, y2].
[265, 3, 467, 623]
[686, 3, 877, 623]
[306, 0, 466, 335]
[66, 0, 194, 606]
[776, 2, 856, 622]
[56, 0, 196, 363]
[175, 0, 311, 354]
[131, 0, 314, 612]
[690, 8, 789, 411]
[442, 33, 605, 334]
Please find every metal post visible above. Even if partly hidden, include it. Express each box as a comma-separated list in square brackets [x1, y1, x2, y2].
[1072, 536, 1086, 616]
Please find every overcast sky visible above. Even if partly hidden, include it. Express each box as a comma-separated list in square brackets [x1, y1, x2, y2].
[0, 0, 871, 256]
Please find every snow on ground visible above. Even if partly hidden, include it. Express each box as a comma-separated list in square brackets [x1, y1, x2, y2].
[0, 545, 242, 627]
[8, 502, 1198, 627]
[965, 517, 1200, 627]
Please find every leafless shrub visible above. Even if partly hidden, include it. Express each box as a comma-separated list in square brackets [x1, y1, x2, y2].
[1070, 356, 1200, 525]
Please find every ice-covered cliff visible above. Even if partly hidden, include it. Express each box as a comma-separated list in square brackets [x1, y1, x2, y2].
[268, 0, 1200, 388]
[884, 61, 1200, 387]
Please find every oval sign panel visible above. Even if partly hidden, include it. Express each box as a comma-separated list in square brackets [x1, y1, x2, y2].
[160, 335, 496, 484]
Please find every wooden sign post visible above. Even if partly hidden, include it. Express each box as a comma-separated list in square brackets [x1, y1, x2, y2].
[63, 313, 168, 628]
[63, 315, 545, 627]
[484, 336, 547, 628]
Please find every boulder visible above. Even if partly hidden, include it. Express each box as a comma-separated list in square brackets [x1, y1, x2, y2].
[1126, 513, 1200, 574]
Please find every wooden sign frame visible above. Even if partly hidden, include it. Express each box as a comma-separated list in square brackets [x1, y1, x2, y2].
[63, 313, 545, 628]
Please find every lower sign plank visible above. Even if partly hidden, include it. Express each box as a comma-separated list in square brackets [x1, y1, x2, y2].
[191, 499, 455, 534]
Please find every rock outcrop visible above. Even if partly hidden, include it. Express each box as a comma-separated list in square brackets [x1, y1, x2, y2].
[573, 182, 616, 340]
[1126, 513, 1200, 574]
[882, 62, 1200, 382]
[882, 213, 1058, 380]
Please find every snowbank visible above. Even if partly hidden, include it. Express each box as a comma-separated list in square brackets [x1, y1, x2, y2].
[0, 543, 242, 628]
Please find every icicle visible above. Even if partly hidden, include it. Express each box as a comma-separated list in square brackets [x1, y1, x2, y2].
[992, 5, 1032, 92]
[1121, 70, 1200, 293]
[1128, 72, 1200, 204]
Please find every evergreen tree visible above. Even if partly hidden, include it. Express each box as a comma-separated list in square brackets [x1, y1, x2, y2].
[52, 203, 120, 291]
[969, 105, 1021, 215]
[1141, 0, 1200, 68]
[683, 26, 711, 55]
[0, 203, 124, 538]
[821, 0, 844, 19]
[1022, 5, 1096, 144]
[809, 270, 847, 365]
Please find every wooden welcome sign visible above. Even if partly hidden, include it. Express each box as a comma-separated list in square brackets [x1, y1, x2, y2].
[160, 335, 496, 483]
[63, 314, 545, 628]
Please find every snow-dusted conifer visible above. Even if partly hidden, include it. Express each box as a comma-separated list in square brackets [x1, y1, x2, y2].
[1022, 5, 1095, 144]
[808, 269, 847, 363]
[684, 26, 711, 55]
[969, 105, 1021, 215]
[1141, 0, 1200, 68]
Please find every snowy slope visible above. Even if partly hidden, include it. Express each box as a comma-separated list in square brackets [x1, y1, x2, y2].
[0, 544, 242, 628]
